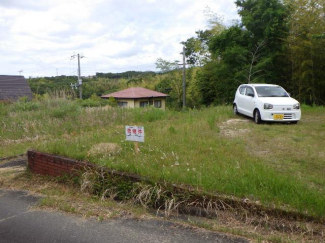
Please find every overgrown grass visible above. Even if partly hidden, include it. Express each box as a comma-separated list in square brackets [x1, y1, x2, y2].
[1, 98, 324, 218]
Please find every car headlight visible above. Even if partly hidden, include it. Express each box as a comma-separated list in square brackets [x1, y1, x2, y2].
[293, 103, 300, 110]
[264, 103, 273, 109]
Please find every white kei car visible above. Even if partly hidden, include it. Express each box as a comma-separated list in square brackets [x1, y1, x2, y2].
[233, 84, 301, 124]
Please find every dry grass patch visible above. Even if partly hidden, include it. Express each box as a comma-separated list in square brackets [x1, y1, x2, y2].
[1, 135, 45, 146]
[87, 143, 122, 157]
[184, 210, 325, 243]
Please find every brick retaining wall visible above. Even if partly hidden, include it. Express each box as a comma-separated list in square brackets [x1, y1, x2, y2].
[27, 150, 94, 177]
[27, 150, 143, 182]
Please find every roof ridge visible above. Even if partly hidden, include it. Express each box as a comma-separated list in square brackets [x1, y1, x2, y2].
[101, 87, 169, 99]
[0, 75, 24, 78]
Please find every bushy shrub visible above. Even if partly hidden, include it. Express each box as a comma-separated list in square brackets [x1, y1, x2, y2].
[107, 97, 117, 107]
[11, 97, 40, 112]
[80, 94, 111, 107]
[80, 99, 102, 107]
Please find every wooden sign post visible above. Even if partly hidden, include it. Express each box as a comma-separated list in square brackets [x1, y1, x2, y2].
[125, 126, 144, 154]
[134, 142, 139, 154]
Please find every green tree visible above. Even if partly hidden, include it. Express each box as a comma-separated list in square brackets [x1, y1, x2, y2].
[235, 0, 290, 84]
[155, 58, 180, 73]
[181, 8, 225, 66]
[285, 0, 325, 104]
[197, 0, 291, 105]
[181, 31, 212, 66]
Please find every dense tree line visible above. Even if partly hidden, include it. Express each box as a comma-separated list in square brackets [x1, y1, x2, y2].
[96, 71, 156, 79]
[28, 72, 155, 100]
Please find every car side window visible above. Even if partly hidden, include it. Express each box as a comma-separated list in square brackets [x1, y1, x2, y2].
[239, 86, 246, 95]
[245, 87, 254, 96]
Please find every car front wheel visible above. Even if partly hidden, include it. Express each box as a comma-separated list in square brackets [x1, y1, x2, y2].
[254, 109, 261, 124]
[233, 104, 238, 115]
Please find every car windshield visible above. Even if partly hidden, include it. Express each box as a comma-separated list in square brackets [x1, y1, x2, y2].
[255, 86, 289, 97]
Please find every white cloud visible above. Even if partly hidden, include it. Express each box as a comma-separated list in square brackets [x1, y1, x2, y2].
[0, 0, 239, 77]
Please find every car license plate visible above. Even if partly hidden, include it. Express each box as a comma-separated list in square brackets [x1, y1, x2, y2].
[273, 114, 284, 120]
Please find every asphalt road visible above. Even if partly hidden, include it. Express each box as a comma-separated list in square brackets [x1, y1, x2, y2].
[0, 189, 248, 243]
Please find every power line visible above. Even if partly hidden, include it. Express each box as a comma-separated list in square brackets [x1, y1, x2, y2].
[22, 57, 71, 73]
[20, 55, 161, 78]
[81, 64, 156, 72]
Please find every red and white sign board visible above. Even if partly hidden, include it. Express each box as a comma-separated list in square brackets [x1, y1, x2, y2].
[125, 126, 145, 142]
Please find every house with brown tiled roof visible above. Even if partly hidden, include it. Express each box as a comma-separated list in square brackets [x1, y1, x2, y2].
[0, 75, 33, 101]
[101, 87, 169, 110]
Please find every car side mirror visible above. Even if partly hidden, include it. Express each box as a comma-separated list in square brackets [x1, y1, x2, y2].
[248, 93, 254, 97]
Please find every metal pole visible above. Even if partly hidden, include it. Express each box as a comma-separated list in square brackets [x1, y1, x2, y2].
[77, 54, 82, 99]
[182, 46, 186, 109]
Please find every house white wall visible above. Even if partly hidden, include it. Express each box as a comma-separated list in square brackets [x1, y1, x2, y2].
[116, 98, 166, 110]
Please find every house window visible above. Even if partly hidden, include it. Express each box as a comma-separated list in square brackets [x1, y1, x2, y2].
[118, 101, 128, 107]
[140, 101, 149, 107]
[154, 100, 162, 108]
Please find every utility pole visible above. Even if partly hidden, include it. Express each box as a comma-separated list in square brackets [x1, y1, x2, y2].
[70, 53, 84, 99]
[182, 46, 186, 109]
[177, 46, 187, 109]
[77, 54, 82, 99]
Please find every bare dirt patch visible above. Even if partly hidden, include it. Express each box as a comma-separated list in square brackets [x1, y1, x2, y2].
[0, 166, 25, 173]
[220, 119, 251, 138]
[223, 119, 251, 125]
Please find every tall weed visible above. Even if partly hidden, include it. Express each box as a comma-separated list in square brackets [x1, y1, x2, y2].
[133, 107, 168, 123]
[49, 101, 81, 119]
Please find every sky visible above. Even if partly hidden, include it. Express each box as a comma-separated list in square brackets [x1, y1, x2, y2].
[0, 0, 240, 77]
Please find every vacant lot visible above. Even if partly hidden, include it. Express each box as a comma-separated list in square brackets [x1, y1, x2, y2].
[1, 99, 324, 218]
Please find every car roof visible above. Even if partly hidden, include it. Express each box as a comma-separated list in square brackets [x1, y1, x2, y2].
[248, 84, 279, 87]
[241, 84, 279, 87]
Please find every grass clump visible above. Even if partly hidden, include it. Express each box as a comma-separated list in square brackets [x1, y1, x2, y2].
[133, 107, 169, 123]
